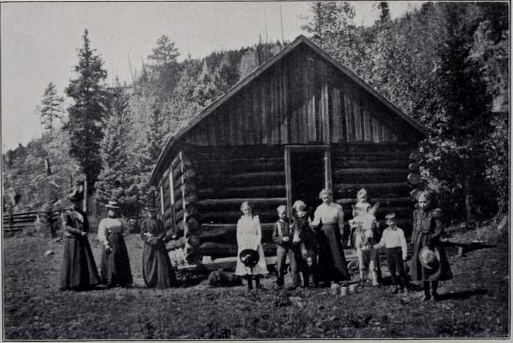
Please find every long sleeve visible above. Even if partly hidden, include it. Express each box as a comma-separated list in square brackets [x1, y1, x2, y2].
[375, 232, 386, 249]
[272, 222, 283, 244]
[399, 229, 408, 260]
[236, 219, 243, 247]
[430, 208, 444, 241]
[254, 216, 262, 246]
[337, 206, 345, 234]
[97, 219, 109, 247]
[311, 207, 321, 227]
[62, 212, 84, 236]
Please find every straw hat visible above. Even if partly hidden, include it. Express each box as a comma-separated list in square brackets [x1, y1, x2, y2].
[239, 249, 259, 268]
[419, 246, 440, 270]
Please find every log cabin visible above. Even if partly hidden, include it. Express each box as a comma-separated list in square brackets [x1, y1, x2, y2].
[149, 35, 427, 269]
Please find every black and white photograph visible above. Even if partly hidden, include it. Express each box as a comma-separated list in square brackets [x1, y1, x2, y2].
[1, 1, 509, 339]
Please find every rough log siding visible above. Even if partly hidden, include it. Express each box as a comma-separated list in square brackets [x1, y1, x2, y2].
[178, 46, 415, 148]
[331, 143, 415, 237]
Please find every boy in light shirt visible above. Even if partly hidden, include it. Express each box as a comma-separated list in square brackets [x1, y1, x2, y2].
[374, 213, 408, 294]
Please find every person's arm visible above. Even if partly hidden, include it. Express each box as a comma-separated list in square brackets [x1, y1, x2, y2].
[62, 212, 85, 237]
[97, 220, 111, 250]
[236, 218, 243, 248]
[311, 207, 321, 228]
[254, 216, 262, 247]
[411, 211, 418, 245]
[399, 229, 408, 260]
[337, 205, 345, 243]
[374, 231, 385, 249]
[272, 222, 282, 244]
[428, 209, 444, 247]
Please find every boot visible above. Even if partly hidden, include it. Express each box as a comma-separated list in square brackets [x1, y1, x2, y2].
[255, 275, 262, 289]
[422, 282, 431, 301]
[431, 281, 439, 301]
[246, 275, 253, 290]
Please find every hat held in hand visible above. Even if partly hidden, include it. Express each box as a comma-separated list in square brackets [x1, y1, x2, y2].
[419, 246, 440, 270]
[239, 249, 259, 268]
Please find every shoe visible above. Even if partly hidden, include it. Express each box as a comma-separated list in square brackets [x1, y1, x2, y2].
[432, 292, 440, 301]
[422, 294, 431, 301]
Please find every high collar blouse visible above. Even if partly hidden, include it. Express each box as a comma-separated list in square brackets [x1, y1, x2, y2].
[311, 202, 345, 228]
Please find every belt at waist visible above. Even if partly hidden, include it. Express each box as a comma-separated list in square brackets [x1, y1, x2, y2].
[385, 246, 403, 251]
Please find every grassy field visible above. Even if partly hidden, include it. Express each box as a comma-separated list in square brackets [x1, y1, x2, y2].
[3, 227, 509, 339]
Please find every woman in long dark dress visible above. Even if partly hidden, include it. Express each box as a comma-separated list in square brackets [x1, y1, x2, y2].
[59, 193, 100, 290]
[97, 201, 133, 287]
[141, 208, 177, 288]
[310, 189, 349, 284]
[411, 192, 453, 301]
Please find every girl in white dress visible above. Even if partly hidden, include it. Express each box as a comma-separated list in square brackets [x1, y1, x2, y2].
[235, 202, 268, 289]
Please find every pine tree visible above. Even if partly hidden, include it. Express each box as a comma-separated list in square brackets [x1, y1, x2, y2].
[95, 82, 139, 216]
[36, 82, 65, 136]
[147, 35, 181, 93]
[64, 29, 108, 191]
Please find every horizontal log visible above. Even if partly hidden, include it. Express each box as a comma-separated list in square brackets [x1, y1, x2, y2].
[198, 242, 276, 258]
[196, 197, 287, 212]
[175, 206, 198, 222]
[174, 181, 197, 197]
[198, 211, 277, 225]
[407, 173, 421, 185]
[336, 197, 414, 207]
[333, 159, 409, 169]
[173, 168, 196, 181]
[195, 158, 284, 173]
[229, 171, 285, 186]
[408, 162, 420, 172]
[220, 185, 286, 198]
[172, 159, 193, 177]
[2, 217, 38, 224]
[333, 168, 408, 183]
[170, 152, 185, 170]
[175, 193, 198, 210]
[196, 223, 275, 244]
[335, 182, 410, 198]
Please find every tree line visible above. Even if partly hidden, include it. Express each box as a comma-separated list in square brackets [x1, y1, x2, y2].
[3, 2, 508, 224]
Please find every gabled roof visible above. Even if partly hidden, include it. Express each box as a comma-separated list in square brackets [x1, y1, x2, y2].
[150, 35, 428, 184]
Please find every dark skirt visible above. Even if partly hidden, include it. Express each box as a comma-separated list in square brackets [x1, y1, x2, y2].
[101, 233, 133, 286]
[316, 224, 349, 283]
[411, 232, 453, 282]
[142, 241, 176, 288]
[60, 236, 100, 290]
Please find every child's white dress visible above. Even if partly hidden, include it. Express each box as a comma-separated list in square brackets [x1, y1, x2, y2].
[235, 215, 269, 276]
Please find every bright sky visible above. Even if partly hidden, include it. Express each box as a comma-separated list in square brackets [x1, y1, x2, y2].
[1, 1, 420, 151]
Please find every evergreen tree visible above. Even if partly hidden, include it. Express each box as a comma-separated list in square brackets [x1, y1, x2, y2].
[95, 82, 139, 216]
[147, 35, 181, 93]
[36, 82, 65, 135]
[64, 29, 108, 191]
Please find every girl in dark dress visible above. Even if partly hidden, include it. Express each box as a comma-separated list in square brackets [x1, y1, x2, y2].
[141, 208, 177, 288]
[97, 201, 133, 287]
[59, 194, 100, 290]
[411, 192, 453, 301]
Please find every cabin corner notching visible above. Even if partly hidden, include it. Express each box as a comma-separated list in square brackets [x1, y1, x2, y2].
[150, 36, 427, 268]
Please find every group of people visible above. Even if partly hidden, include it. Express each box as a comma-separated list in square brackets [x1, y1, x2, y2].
[235, 188, 453, 301]
[59, 193, 176, 291]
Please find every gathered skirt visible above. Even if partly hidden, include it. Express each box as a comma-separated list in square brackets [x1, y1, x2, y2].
[60, 236, 100, 290]
[316, 224, 349, 283]
[142, 241, 177, 288]
[100, 233, 133, 286]
[411, 232, 453, 282]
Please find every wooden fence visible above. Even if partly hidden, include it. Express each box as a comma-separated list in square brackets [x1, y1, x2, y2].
[2, 210, 61, 236]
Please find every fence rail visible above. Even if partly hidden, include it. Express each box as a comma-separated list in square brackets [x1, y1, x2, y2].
[3, 211, 61, 235]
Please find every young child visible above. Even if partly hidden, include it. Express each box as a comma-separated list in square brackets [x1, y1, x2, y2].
[272, 205, 293, 288]
[348, 188, 379, 247]
[235, 202, 269, 290]
[374, 213, 408, 294]
[291, 200, 318, 288]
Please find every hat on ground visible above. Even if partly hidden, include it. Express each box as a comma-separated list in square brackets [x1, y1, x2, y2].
[239, 249, 259, 268]
[105, 201, 120, 209]
[419, 246, 440, 270]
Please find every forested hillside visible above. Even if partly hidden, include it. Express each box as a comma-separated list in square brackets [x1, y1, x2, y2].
[3, 2, 508, 224]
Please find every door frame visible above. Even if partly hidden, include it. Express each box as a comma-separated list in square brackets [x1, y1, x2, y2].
[284, 145, 332, 219]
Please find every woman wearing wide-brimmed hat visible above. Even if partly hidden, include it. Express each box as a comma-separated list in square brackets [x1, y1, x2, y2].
[97, 201, 133, 287]
[140, 207, 177, 288]
[411, 192, 453, 301]
[59, 192, 100, 290]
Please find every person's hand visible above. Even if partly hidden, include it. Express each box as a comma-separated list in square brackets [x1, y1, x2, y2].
[105, 245, 113, 253]
[81, 232, 87, 237]
[282, 237, 290, 242]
